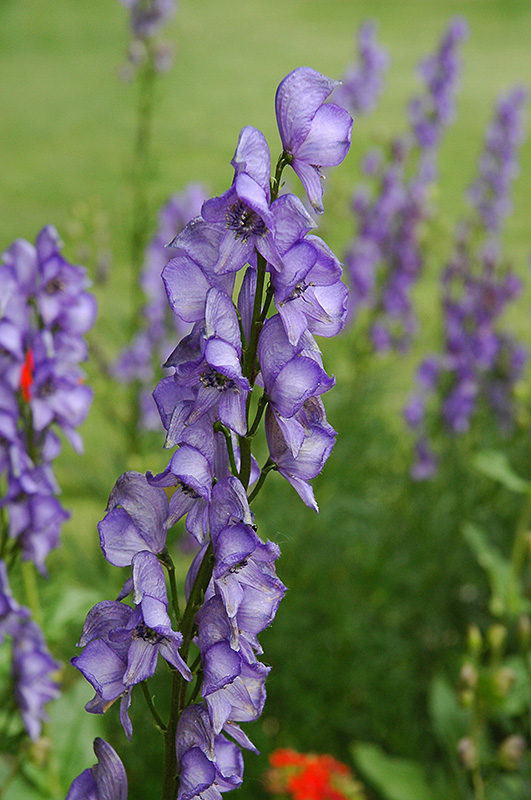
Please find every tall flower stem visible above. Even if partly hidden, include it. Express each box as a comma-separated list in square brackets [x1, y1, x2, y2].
[128, 43, 156, 457]
[21, 560, 42, 627]
[130, 43, 156, 330]
[238, 254, 267, 489]
[161, 543, 214, 800]
[160, 549, 181, 623]
[508, 490, 531, 611]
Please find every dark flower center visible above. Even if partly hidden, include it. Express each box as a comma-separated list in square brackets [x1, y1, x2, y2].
[39, 378, 56, 397]
[177, 479, 201, 500]
[200, 370, 236, 393]
[226, 200, 268, 242]
[45, 277, 65, 294]
[132, 623, 164, 645]
[229, 558, 248, 574]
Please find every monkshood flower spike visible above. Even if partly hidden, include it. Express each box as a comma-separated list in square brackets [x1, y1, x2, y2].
[71, 66, 351, 800]
[405, 85, 528, 478]
[0, 226, 95, 742]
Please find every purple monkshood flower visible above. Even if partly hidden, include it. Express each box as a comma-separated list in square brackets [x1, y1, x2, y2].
[118, 0, 176, 39]
[66, 737, 128, 800]
[258, 315, 334, 420]
[190, 478, 285, 739]
[162, 288, 250, 436]
[199, 126, 283, 275]
[333, 20, 390, 116]
[176, 705, 244, 800]
[405, 83, 528, 479]
[265, 398, 336, 511]
[0, 226, 95, 571]
[98, 471, 169, 566]
[1, 564, 59, 741]
[162, 218, 234, 325]
[468, 85, 528, 234]
[408, 17, 468, 152]
[72, 551, 191, 739]
[0, 560, 30, 642]
[269, 193, 348, 345]
[12, 619, 61, 741]
[276, 67, 353, 213]
[113, 184, 207, 431]
[345, 20, 467, 352]
[146, 413, 215, 544]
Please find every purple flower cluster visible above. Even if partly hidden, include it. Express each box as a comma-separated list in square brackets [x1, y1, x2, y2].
[0, 225, 96, 571]
[333, 20, 389, 116]
[118, 0, 177, 74]
[468, 86, 528, 234]
[409, 17, 469, 161]
[70, 66, 351, 798]
[0, 226, 95, 739]
[405, 86, 528, 479]
[0, 561, 60, 741]
[113, 185, 207, 431]
[345, 18, 468, 352]
[119, 0, 176, 39]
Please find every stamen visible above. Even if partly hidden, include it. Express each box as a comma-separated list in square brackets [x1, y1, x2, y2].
[132, 623, 164, 645]
[226, 200, 268, 241]
[200, 370, 236, 392]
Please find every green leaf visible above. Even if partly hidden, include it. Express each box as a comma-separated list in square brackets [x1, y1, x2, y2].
[429, 674, 468, 750]
[473, 451, 530, 494]
[351, 742, 437, 800]
[462, 522, 513, 616]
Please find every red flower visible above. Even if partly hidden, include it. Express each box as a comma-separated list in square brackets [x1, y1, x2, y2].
[267, 749, 358, 800]
[20, 349, 35, 403]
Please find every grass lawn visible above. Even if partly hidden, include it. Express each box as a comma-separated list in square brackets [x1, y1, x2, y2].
[1, 1, 531, 798]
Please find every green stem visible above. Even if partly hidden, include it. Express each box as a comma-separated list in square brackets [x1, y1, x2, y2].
[242, 253, 267, 383]
[141, 681, 167, 733]
[21, 560, 42, 627]
[248, 459, 276, 504]
[260, 282, 274, 323]
[161, 670, 182, 800]
[159, 549, 181, 623]
[0, 755, 23, 799]
[214, 422, 238, 477]
[508, 489, 531, 612]
[130, 43, 156, 329]
[271, 152, 290, 201]
[161, 543, 214, 800]
[247, 394, 268, 438]
[187, 669, 204, 706]
[0, 503, 8, 561]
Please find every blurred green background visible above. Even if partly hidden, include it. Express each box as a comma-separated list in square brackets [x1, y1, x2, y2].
[1, 1, 531, 798]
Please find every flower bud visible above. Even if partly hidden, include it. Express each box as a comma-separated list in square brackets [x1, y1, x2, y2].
[459, 662, 478, 690]
[498, 735, 526, 770]
[457, 737, 477, 770]
[518, 613, 531, 649]
[467, 625, 482, 656]
[487, 624, 507, 657]
[459, 688, 475, 709]
[493, 666, 516, 698]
